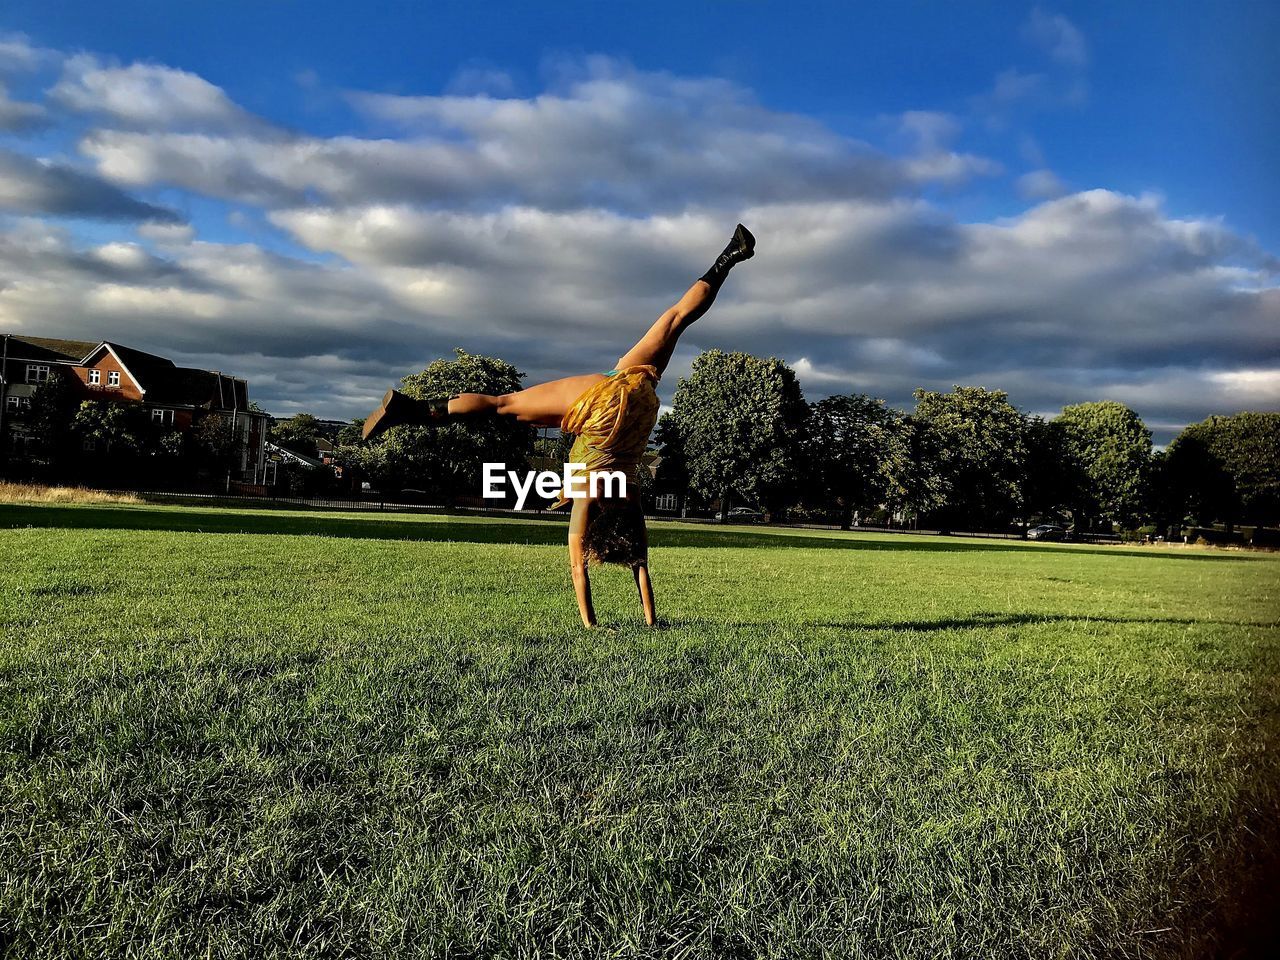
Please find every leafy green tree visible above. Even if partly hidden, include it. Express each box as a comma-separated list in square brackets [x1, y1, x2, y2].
[71, 401, 178, 487]
[191, 414, 238, 477]
[72, 401, 150, 455]
[346, 349, 534, 499]
[271, 413, 323, 457]
[1144, 448, 1188, 535]
[1022, 415, 1072, 523]
[1164, 412, 1280, 528]
[335, 418, 365, 448]
[20, 373, 81, 478]
[881, 414, 947, 528]
[1056, 401, 1151, 529]
[667, 350, 807, 521]
[803, 394, 899, 529]
[912, 386, 1027, 530]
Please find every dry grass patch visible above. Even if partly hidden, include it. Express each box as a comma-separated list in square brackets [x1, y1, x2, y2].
[0, 482, 141, 505]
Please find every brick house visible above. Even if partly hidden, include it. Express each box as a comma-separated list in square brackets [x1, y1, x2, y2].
[0, 334, 269, 483]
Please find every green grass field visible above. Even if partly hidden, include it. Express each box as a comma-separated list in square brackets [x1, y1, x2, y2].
[2, 502, 1278, 958]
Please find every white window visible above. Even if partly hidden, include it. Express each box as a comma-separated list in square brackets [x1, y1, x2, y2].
[5, 395, 23, 412]
[88, 369, 101, 385]
[82, 438, 96, 451]
[25, 364, 50, 384]
[655, 493, 678, 512]
[151, 408, 174, 425]
[107, 370, 120, 387]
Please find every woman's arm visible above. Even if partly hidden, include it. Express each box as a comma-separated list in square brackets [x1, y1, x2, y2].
[568, 498, 597, 628]
[634, 563, 657, 626]
[634, 517, 656, 626]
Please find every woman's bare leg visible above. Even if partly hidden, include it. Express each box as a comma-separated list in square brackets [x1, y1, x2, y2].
[448, 373, 606, 426]
[615, 222, 755, 376]
[463, 262, 730, 424]
[613, 279, 716, 376]
[363, 373, 603, 439]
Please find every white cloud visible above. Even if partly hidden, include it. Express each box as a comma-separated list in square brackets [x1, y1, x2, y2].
[987, 68, 1045, 106]
[92, 241, 153, 269]
[897, 110, 962, 148]
[137, 221, 195, 244]
[1024, 7, 1089, 67]
[0, 82, 44, 131]
[904, 151, 1003, 185]
[0, 149, 179, 221]
[80, 60, 997, 211]
[1017, 168, 1067, 199]
[4, 186, 1276, 425]
[0, 34, 51, 76]
[1206, 368, 1280, 406]
[51, 56, 262, 131]
[444, 63, 517, 97]
[892, 110, 1001, 185]
[970, 68, 1048, 130]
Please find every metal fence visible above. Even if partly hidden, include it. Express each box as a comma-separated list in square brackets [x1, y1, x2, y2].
[107, 488, 1110, 542]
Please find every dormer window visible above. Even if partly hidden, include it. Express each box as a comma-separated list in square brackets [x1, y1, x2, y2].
[89, 369, 101, 385]
[25, 364, 49, 384]
[107, 371, 120, 388]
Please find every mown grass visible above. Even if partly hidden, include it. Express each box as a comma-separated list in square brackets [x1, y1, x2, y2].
[1, 502, 1277, 959]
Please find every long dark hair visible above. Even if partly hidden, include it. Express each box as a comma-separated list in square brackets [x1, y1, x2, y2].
[582, 498, 648, 567]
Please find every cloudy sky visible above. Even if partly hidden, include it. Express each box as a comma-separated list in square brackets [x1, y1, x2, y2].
[1, 1, 1276, 442]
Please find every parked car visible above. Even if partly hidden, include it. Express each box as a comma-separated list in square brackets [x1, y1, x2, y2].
[1027, 523, 1068, 541]
[715, 507, 766, 523]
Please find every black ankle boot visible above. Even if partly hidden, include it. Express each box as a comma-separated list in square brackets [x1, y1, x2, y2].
[698, 223, 755, 293]
[362, 390, 449, 441]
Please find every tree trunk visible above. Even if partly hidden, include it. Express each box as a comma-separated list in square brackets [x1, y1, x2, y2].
[720, 487, 730, 523]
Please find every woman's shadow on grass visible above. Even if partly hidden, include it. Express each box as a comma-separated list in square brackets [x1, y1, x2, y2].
[661, 611, 1278, 631]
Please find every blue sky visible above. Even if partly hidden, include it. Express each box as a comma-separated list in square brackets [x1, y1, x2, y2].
[1, 1, 1276, 439]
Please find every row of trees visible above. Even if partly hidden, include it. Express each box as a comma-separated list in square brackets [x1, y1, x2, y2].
[15, 347, 1271, 536]
[331, 349, 1276, 534]
[656, 351, 1278, 533]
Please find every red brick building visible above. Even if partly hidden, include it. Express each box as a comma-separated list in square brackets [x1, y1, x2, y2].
[0, 334, 269, 483]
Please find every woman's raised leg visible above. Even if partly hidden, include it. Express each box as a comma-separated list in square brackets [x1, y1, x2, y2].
[614, 223, 754, 377]
[613, 279, 715, 376]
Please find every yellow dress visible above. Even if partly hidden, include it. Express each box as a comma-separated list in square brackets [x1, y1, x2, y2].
[550, 365, 660, 509]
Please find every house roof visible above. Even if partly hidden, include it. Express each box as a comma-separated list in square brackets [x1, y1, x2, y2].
[4, 333, 256, 413]
[147, 367, 251, 410]
[265, 441, 323, 468]
[4, 335, 99, 362]
[104, 341, 176, 386]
